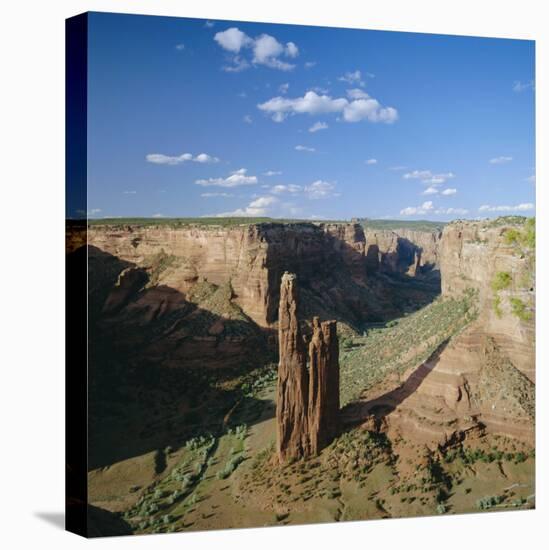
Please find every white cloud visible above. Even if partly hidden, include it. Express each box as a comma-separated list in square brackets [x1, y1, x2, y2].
[422, 186, 439, 195]
[512, 80, 534, 92]
[295, 145, 316, 152]
[304, 180, 338, 199]
[347, 88, 369, 100]
[258, 90, 398, 124]
[213, 195, 277, 217]
[123, 190, 137, 195]
[304, 61, 317, 69]
[489, 156, 513, 164]
[309, 121, 328, 133]
[365, 158, 377, 165]
[152, 213, 165, 218]
[400, 201, 434, 216]
[279, 83, 289, 94]
[175, 43, 185, 51]
[214, 27, 251, 52]
[270, 184, 301, 194]
[146, 152, 219, 165]
[286, 42, 299, 58]
[194, 153, 219, 163]
[263, 170, 282, 176]
[214, 28, 298, 72]
[403, 170, 455, 185]
[434, 207, 468, 215]
[338, 70, 365, 86]
[204, 20, 215, 28]
[478, 203, 534, 212]
[441, 188, 457, 196]
[243, 114, 253, 124]
[201, 192, 234, 198]
[195, 168, 258, 188]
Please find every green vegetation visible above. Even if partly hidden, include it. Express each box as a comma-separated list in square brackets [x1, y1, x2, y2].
[491, 271, 512, 292]
[476, 495, 504, 510]
[504, 217, 535, 249]
[510, 297, 533, 321]
[340, 289, 478, 404]
[216, 454, 245, 480]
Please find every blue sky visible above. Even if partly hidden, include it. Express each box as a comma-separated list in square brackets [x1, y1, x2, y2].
[84, 12, 535, 220]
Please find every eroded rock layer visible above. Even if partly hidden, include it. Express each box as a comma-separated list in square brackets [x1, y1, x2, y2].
[276, 273, 340, 462]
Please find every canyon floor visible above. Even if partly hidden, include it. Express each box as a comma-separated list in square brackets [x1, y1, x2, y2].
[81, 217, 535, 536]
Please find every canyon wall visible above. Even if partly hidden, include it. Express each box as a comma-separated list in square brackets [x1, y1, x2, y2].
[88, 223, 441, 329]
[277, 273, 340, 462]
[439, 220, 535, 380]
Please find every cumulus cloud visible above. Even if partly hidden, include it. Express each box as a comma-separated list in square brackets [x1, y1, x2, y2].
[243, 114, 253, 124]
[304, 180, 338, 199]
[513, 80, 534, 92]
[175, 43, 185, 51]
[403, 170, 455, 185]
[213, 195, 278, 217]
[304, 61, 317, 69]
[478, 203, 534, 212]
[270, 184, 302, 194]
[489, 156, 513, 164]
[365, 158, 377, 165]
[152, 213, 165, 218]
[422, 186, 439, 195]
[258, 90, 398, 124]
[195, 168, 258, 188]
[146, 152, 219, 165]
[400, 201, 434, 216]
[214, 27, 298, 72]
[338, 70, 365, 86]
[204, 20, 215, 29]
[309, 121, 328, 133]
[441, 188, 457, 196]
[263, 170, 282, 176]
[279, 83, 289, 94]
[347, 88, 369, 100]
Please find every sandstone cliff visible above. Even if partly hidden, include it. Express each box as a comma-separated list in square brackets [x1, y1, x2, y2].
[354, 218, 535, 448]
[276, 273, 340, 461]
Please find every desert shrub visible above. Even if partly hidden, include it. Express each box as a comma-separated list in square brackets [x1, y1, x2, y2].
[217, 453, 245, 479]
[476, 495, 503, 510]
[436, 503, 447, 514]
[491, 272, 512, 292]
[510, 297, 533, 321]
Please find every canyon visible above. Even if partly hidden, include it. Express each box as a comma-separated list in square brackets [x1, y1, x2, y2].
[75, 216, 535, 535]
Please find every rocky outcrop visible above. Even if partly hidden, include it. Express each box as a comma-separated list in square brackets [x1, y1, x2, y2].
[308, 317, 340, 455]
[276, 273, 310, 461]
[276, 273, 340, 462]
